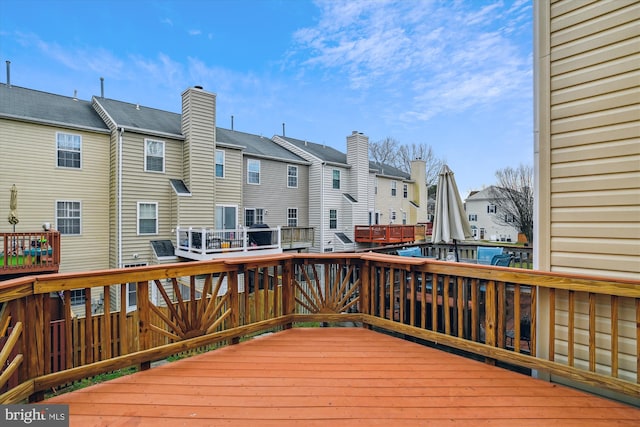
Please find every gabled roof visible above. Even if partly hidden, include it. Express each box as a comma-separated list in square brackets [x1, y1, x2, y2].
[465, 186, 497, 201]
[277, 136, 348, 165]
[369, 161, 411, 180]
[217, 128, 307, 163]
[95, 97, 182, 136]
[0, 84, 109, 132]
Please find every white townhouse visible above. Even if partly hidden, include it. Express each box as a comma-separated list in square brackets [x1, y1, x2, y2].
[465, 186, 520, 243]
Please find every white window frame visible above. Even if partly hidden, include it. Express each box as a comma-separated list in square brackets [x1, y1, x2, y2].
[215, 149, 225, 178]
[329, 209, 338, 229]
[402, 211, 407, 225]
[56, 132, 82, 169]
[137, 202, 158, 235]
[487, 204, 497, 214]
[391, 181, 397, 197]
[245, 208, 265, 227]
[403, 184, 408, 198]
[69, 289, 85, 306]
[332, 170, 341, 189]
[124, 263, 148, 312]
[287, 165, 298, 188]
[56, 200, 81, 235]
[287, 208, 298, 227]
[247, 159, 261, 184]
[144, 139, 165, 172]
[469, 214, 478, 222]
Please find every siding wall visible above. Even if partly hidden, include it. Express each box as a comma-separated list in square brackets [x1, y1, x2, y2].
[0, 120, 110, 272]
[535, 0, 639, 387]
[375, 176, 404, 225]
[180, 87, 216, 226]
[215, 147, 243, 223]
[119, 132, 184, 264]
[546, 0, 640, 278]
[242, 157, 309, 228]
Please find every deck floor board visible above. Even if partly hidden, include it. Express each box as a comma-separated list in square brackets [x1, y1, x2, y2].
[45, 327, 639, 426]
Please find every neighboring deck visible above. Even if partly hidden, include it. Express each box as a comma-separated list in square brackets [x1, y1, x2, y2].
[45, 327, 639, 427]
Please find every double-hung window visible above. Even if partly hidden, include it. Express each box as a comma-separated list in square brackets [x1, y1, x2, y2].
[215, 149, 225, 178]
[329, 209, 337, 229]
[287, 208, 298, 227]
[138, 202, 158, 235]
[332, 170, 340, 189]
[469, 214, 478, 221]
[57, 132, 81, 168]
[245, 208, 264, 227]
[145, 139, 165, 172]
[403, 184, 408, 198]
[487, 204, 497, 214]
[70, 289, 85, 306]
[56, 201, 81, 235]
[248, 159, 260, 184]
[391, 181, 397, 197]
[287, 165, 298, 188]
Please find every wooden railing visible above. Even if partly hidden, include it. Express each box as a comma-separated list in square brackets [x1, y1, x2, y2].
[354, 224, 420, 244]
[280, 226, 314, 250]
[0, 231, 61, 277]
[0, 253, 637, 404]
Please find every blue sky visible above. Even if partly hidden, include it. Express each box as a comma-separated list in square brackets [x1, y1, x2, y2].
[0, 0, 533, 196]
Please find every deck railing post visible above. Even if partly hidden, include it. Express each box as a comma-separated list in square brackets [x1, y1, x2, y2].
[25, 293, 46, 402]
[228, 269, 240, 344]
[137, 280, 150, 370]
[281, 257, 293, 329]
[484, 280, 497, 365]
[360, 259, 371, 329]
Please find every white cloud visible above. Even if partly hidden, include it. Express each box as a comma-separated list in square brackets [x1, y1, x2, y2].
[291, 0, 531, 123]
[15, 32, 125, 79]
[188, 29, 201, 36]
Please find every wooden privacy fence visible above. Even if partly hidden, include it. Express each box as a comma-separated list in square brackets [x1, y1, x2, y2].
[0, 252, 638, 403]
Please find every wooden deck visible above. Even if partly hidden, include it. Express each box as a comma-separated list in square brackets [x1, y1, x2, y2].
[44, 328, 639, 427]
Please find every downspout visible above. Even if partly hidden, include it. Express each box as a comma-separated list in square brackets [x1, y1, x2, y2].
[118, 127, 124, 268]
[321, 162, 325, 252]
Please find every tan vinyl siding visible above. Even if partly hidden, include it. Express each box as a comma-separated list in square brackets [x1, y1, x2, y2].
[0, 119, 110, 272]
[547, 0, 640, 277]
[180, 88, 216, 226]
[215, 147, 243, 212]
[243, 157, 309, 228]
[118, 133, 183, 264]
[536, 0, 640, 388]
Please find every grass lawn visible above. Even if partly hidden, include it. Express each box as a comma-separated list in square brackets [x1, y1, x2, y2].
[0, 255, 26, 267]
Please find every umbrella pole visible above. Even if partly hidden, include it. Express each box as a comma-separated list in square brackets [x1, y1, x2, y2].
[454, 239, 459, 262]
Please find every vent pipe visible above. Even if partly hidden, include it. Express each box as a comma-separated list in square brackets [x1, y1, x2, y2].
[73, 90, 78, 101]
[100, 77, 104, 98]
[6, 60, 10, 87]
[282, 122, 285, 137]
[231, 115, 234, 131]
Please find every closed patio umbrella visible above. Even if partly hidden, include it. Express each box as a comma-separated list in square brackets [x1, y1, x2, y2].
[8, 184, 19, 232]
[432, 165, 472, 261]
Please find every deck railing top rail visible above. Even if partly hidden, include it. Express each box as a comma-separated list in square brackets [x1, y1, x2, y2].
[0, 252, 638, 404]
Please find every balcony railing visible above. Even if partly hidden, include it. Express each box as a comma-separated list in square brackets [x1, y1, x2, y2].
[280, 226, 314, 250]
[354, 224, 424, 244]
[0, 231, 61, 277]
[175, 226, 283, 260]
[0, 253, 638, 403]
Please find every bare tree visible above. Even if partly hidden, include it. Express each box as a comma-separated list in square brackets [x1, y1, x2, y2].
[489, 164, 534, 244]
[397, 143, 444, 185]
[369, 137, 400, 167]
[370, 138, 443, 188]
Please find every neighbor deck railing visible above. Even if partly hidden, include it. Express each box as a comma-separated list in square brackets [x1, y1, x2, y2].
[0, 231, 61, 277]
[0, 252, 638, 403]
